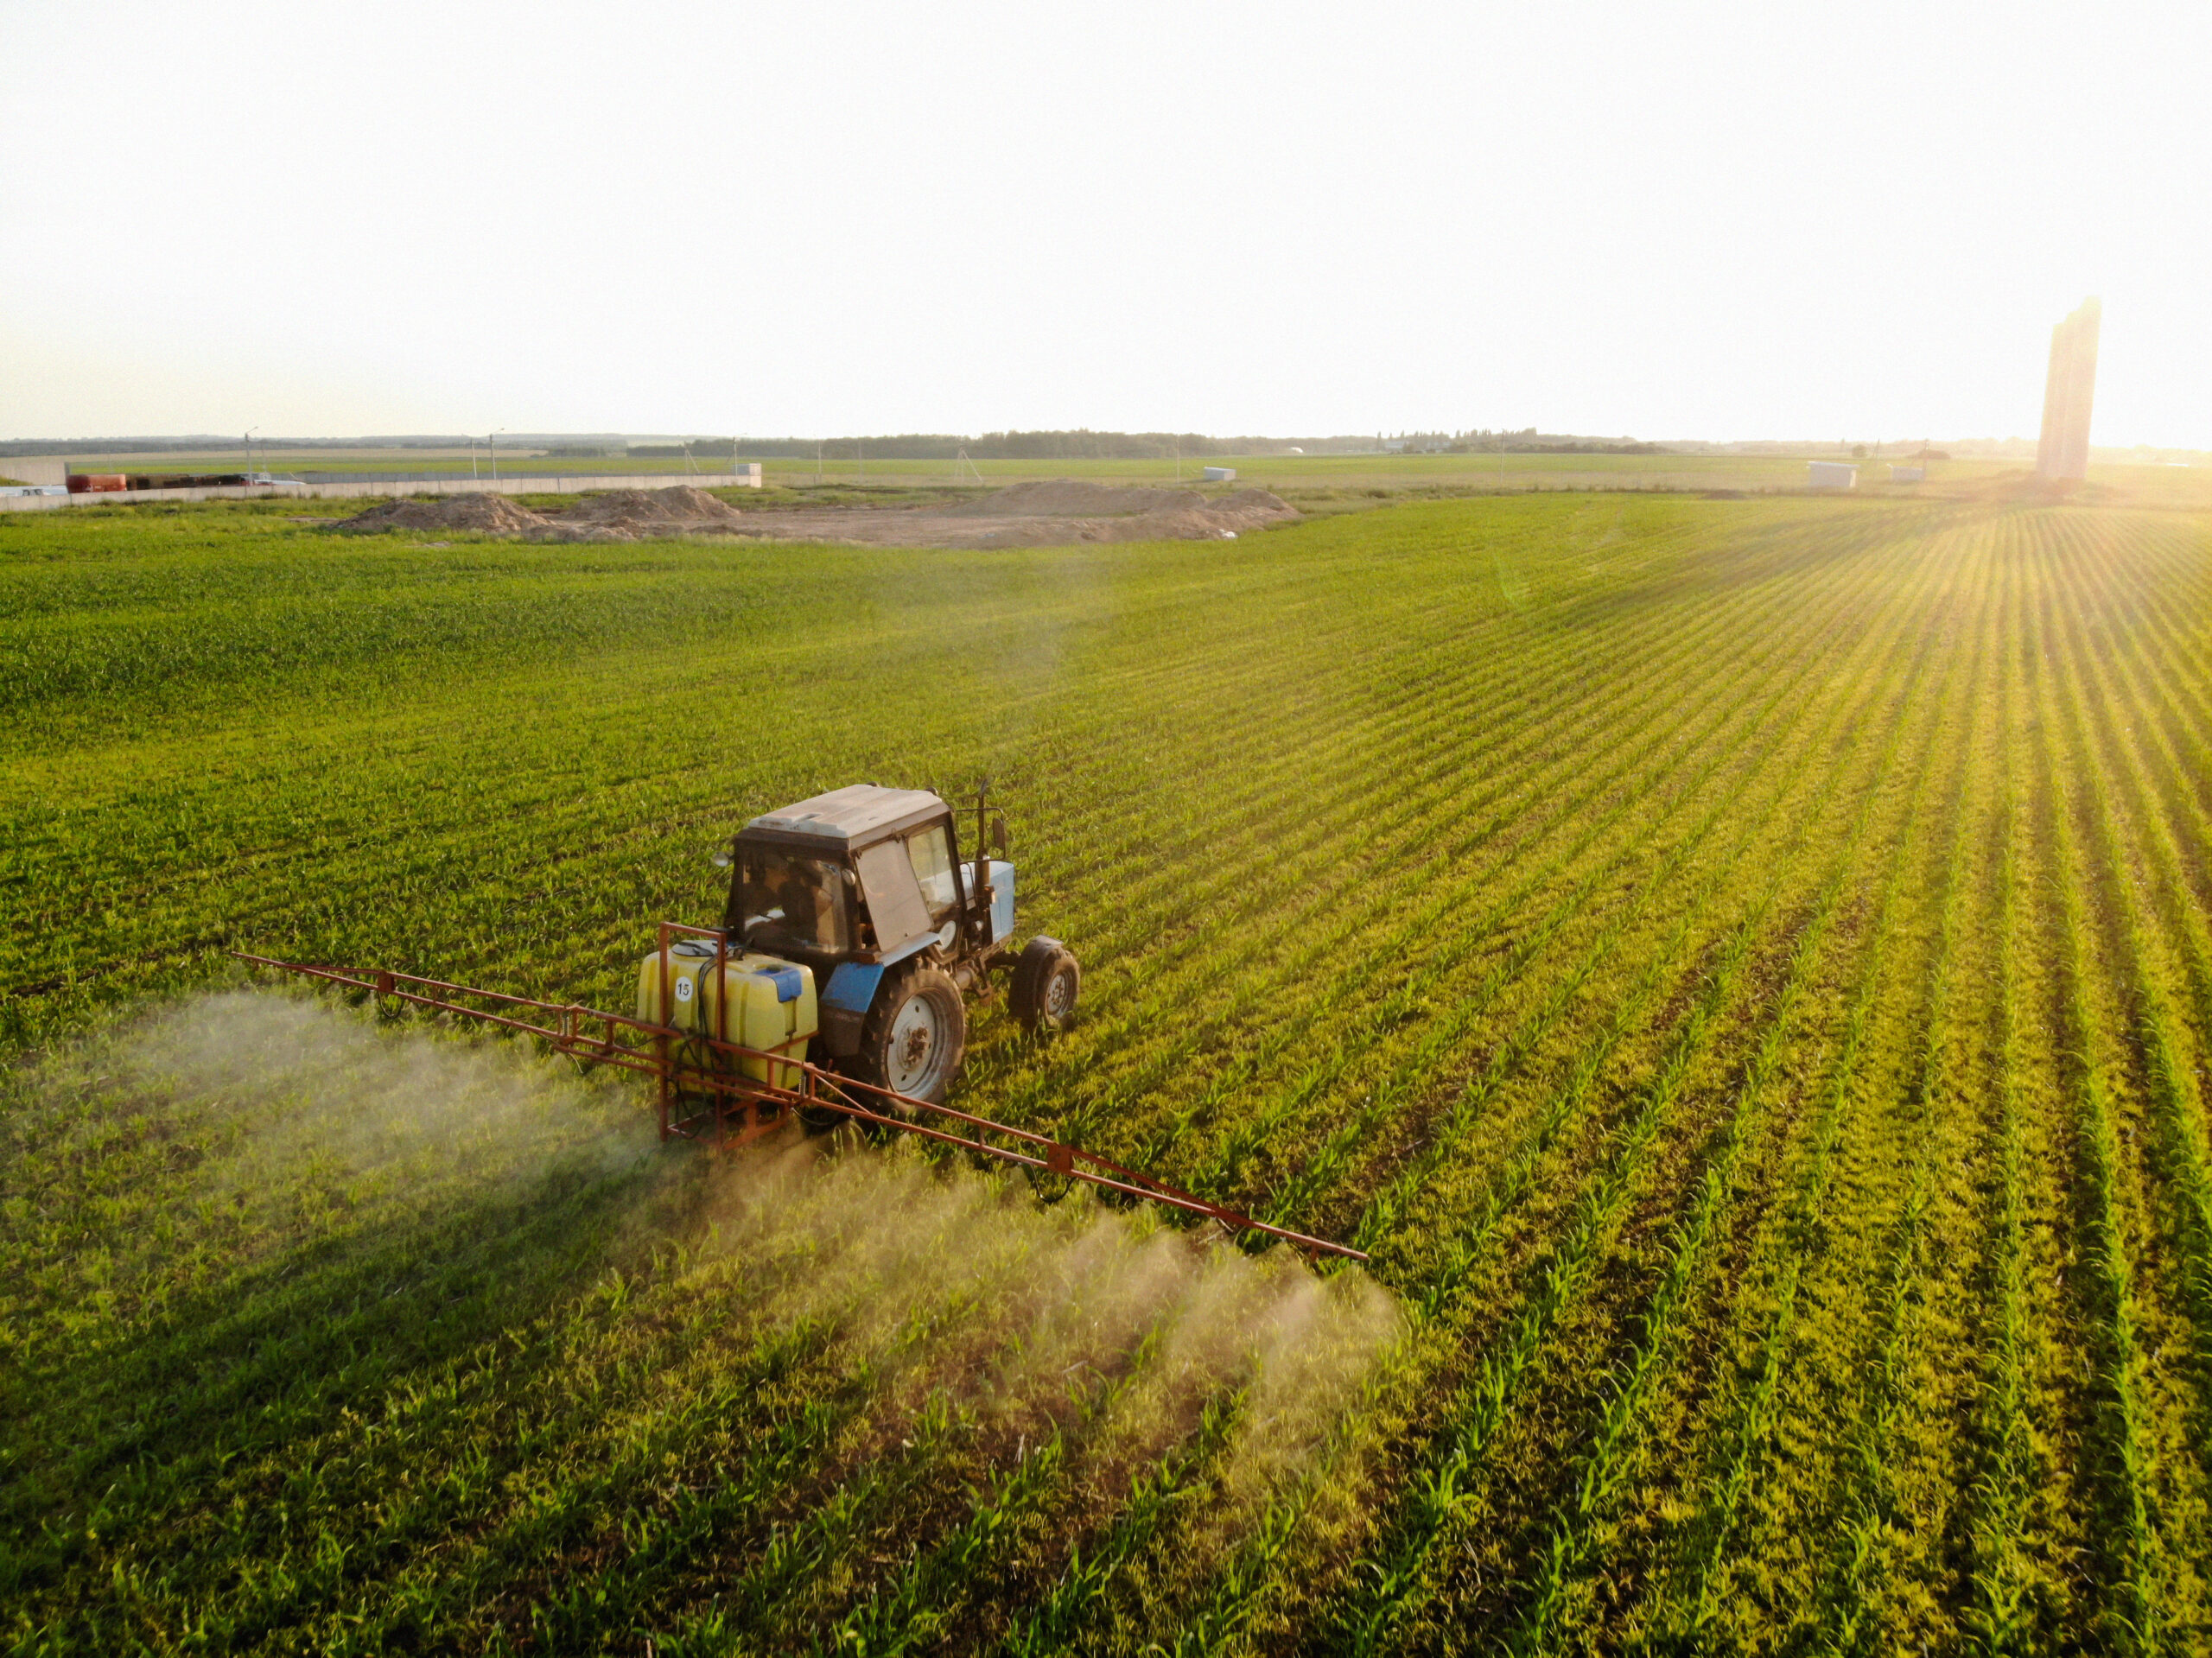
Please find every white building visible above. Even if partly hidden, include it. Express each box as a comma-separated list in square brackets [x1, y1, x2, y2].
[1202, 466, 1236, 482]
[1807, 461, 1858, 489]
[1888, 464, 1925, 483]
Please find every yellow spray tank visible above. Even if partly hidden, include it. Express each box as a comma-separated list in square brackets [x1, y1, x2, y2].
[636, 937, 817, 1089]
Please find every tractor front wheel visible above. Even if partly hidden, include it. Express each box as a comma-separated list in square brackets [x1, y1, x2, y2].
[1010, 937, 1081, 1034]
[851, 963, 968, 1106]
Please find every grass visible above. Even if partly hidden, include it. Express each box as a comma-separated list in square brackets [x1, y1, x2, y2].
[5, 487, 2212, 1652]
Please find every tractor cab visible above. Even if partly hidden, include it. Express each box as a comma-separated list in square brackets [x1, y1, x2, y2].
[709, 785, 1077, 1102]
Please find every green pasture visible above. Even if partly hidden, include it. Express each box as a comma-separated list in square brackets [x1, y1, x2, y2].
[6, 490, 2212, 1652]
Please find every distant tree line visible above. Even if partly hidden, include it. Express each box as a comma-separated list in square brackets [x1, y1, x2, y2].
[626, 431, 1389, 461]
[1388, 429, 1668, 455]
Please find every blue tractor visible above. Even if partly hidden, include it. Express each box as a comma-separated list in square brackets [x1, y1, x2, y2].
[688, 784, 1080, 1104]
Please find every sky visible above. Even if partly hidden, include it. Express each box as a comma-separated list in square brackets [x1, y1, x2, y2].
[3, 0, 2206, 447]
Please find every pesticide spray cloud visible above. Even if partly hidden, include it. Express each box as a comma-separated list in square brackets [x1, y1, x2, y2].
[53, 988, 1401, 1552]
[98, 986, 646, 1210]
[695, 1124, 1402, 1508]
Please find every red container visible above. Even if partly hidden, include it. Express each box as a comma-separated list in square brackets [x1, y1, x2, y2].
[67, 473, 129, 493]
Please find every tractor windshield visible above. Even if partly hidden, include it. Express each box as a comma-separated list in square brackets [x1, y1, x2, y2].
[728, 846, 855, 955]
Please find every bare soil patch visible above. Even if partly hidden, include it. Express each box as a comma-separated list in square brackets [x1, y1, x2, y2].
[948, 480, 1209, 518]
[550, 486, 747, 537]
[937, 479, 1299, 542]
[332, 479, 1297, 549]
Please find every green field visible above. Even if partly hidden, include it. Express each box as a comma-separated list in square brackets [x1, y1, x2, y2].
[7, 489, 2212, 1653]
[25, 448, 2212, 516]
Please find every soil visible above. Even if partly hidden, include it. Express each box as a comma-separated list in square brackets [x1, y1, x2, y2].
[548, 486, 747, 537]
[333, 478, 1298, 550]
[335, 486, 744, 543]
[733, 480, 1300, 549]
[334, 495, 556, 536]
[948, 480, 1210, 518]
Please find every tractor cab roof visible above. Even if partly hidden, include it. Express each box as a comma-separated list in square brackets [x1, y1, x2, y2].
[739, 785, 948, 851]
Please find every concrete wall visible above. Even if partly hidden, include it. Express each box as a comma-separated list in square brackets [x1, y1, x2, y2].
[0, 467, 763, 514]
[4, 457, 68, 486]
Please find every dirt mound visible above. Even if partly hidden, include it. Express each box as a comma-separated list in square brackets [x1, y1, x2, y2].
[550, 486, 746, 536]
[1119, 487, 1299, 541]
[338, 486, 747, 543]
[952, 479, 1210, 518]
[336, 494, 555, 536]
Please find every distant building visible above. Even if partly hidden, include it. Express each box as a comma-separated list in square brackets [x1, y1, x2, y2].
[2036, 297, 2101, 482]
[1202, 466, 1236, 482]
[1888, 464, 1925, 483]
[1807, 461, 1858, 489]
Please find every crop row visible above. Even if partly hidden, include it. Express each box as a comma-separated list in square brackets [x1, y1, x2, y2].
[16, 498, 2212, 1650]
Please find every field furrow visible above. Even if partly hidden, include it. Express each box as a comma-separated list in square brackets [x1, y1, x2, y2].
[11, 494, 2212, 1653]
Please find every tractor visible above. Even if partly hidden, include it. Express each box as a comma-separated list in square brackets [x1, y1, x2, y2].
[634, 785, 1079, 1105]
[236, 785, 1366, 1260]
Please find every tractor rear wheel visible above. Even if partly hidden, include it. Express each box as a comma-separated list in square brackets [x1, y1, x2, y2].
[1010, 936, 1080, 1034]
[851, 963, 967, 1106]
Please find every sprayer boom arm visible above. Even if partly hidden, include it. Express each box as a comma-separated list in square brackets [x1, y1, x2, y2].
[230, 951, 1365, 1262]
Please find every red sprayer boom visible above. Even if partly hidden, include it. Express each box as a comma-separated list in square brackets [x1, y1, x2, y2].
[230, 943, 1365, 1264]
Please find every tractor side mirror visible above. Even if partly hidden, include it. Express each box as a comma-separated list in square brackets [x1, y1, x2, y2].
[992, 821, 1010, 858]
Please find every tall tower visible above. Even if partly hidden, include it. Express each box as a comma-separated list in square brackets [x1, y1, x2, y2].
[2036, 297, 2101, 482]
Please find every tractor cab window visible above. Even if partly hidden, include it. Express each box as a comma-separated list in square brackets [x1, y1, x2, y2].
[730, 847, 854, 955]
[906, 824, 958, 920]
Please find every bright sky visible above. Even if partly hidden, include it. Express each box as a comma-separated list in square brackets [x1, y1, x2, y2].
[3, 1, 2205, 447]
